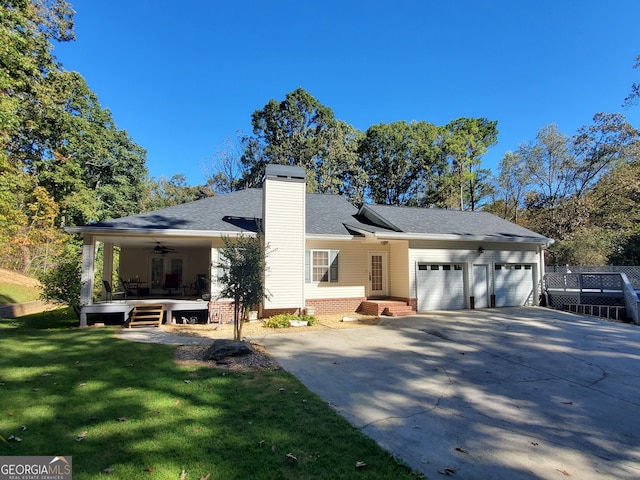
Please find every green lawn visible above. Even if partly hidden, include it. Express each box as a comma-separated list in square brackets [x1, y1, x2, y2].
[0, 309, 424, 479]
[0, 282, 41, 304]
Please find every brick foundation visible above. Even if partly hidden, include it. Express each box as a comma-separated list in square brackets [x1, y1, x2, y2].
[304, 297, 367, 315]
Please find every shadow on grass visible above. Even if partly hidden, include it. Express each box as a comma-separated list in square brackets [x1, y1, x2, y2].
[0, 308, 423, 480]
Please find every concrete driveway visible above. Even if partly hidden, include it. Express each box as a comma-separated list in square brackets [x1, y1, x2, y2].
[258, 307, 640, 479]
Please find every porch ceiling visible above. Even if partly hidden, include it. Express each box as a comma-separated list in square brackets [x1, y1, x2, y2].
[91, 233, 214, 249]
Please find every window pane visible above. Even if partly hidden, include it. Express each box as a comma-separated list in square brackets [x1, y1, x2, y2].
[313, 251, 329, 282]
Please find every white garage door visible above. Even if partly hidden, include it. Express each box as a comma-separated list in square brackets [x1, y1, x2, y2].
[494, 264, 534, 307]
[417, 263, 465, 311]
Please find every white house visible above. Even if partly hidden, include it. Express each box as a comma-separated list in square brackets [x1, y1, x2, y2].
[68, 164, 553, 325]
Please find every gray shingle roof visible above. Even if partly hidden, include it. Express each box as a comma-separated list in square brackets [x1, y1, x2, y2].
[358, 204, 550, 242]
[91, 189, 264, 232]
[87, 189, 362, 236]
[79, 189, 551, 244]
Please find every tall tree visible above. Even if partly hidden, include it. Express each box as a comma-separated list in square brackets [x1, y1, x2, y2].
[440, 118, 498, 211]
[204, 135, 245, 193]
[240, 88, 362, 200]
[358, 121, 440, 206]
[623, 53, 640, 108]
[141, 174, 214, 211]
[492, 114, 640, 264]
[1, 1, 149, 274]
[491, 151, 531, 223]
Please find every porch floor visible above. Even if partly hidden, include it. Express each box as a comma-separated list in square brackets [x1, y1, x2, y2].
[80, 299, 210, 327]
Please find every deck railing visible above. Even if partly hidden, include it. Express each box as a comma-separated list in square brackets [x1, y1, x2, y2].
[543, 272, 640, 324]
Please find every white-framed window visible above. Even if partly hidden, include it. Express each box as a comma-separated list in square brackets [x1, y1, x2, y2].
[305, 250, 339, 283]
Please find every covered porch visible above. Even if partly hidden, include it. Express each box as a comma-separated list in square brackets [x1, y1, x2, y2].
[79, 298, 234, 327]
[75, 230, 235, 327]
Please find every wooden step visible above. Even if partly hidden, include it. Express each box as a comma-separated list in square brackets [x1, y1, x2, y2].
[127, 304, 165, 328]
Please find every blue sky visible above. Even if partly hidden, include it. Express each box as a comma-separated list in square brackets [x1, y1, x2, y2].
[54, 1, 640, 186]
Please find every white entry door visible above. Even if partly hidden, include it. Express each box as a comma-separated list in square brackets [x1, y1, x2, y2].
[368, 252, 387, 297]
[473, 264, 489, 308]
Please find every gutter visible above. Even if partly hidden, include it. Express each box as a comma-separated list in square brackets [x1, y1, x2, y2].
[64, 227, 257, 238]
[347, 225, 554, 247]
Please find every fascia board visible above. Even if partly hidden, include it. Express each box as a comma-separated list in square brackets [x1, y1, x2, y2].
[374, 231, 554, 246]
[305, 234, 357, 241]
[345, 226, 553, 247]
[65, 227, 256, 238]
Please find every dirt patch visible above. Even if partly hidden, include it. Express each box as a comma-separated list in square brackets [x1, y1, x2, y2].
[175, 343, 281, 371]
[0, 268, 40, 287]
[0, 268, 41, 288]
[164, 313, 380, 340]
[170, 313, 380, 370]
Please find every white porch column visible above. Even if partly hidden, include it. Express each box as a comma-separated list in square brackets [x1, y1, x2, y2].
[79, 235, 96, 327]
[102, 242, 114, 300]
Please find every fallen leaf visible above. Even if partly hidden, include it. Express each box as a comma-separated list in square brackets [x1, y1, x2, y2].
[184, 380, 191, 383]
[117, 417, 128, 422]
[21, 426, 27, 431]
[143, 467, 153, 472]
[76, 431, 88, 442]
[7, 436, 22, 442]
[0, 434, 10, 445]
[79, 383, 87, 387]
[179, 469, 187, 480]
[286, 453, 298, 462]
[455, 447, 468, 454]
[259, 440, 264, 446]
[438, 466, 460, 476]
[103, 468, 114, 474]
[32, 388, 39, 392]
[174, 400, 182, 406]
[279, 388, 285, 392]
[355, 461, 367, 468]
[41, 373, 51, 377]
[200, 474, 211, 480]
[272, 445, 276, 452]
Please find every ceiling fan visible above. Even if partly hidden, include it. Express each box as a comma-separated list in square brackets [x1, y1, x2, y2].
[153, 242, 177, 255]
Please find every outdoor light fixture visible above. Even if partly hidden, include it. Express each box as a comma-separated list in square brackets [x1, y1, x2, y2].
[478, 247, 485, 254]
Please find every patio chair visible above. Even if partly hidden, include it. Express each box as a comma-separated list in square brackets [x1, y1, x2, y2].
[119, 277, 137, 298]
[103, 280, 127, 302]
[164, 273, 180, 295]
[191, 274, 208, 297]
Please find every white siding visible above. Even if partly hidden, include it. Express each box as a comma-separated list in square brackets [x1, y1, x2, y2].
[407, 240, 542, 308]
[389, 241, 409, 298]
[264, 178, 306, 309]
[304, 239, 368, 299]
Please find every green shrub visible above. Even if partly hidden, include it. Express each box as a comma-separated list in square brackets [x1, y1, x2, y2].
[263, 313, 317, 328]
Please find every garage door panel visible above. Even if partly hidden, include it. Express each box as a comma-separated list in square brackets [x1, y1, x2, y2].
[417, 264, 465, 311]
[495, 265, 534, 307]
